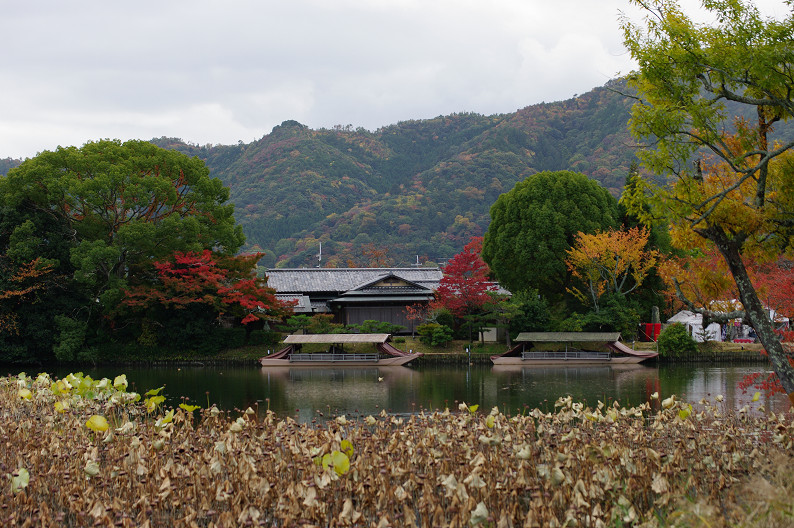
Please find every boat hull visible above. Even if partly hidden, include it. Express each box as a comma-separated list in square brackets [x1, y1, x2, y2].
[260, 354, 420, 367]
[491, 355, 653, 366]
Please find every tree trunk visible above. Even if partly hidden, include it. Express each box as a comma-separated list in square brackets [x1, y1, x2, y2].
[716, 235, 794, 406]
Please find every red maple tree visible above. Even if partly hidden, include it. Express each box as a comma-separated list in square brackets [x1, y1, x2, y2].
[121, 250, 292, 325]
[432, 237, 497, 317]
[430, 237, 504, 342]
[754, 259, 794, 323]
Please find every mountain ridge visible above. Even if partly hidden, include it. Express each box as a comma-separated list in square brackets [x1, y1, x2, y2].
[13, 79, 781, 268]
[143, 79, 639, 267]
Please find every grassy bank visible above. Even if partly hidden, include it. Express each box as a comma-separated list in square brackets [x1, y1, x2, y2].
[2, 373, 792, 527]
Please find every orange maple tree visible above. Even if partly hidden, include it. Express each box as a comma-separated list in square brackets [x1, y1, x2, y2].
[0, 258, 56, 336]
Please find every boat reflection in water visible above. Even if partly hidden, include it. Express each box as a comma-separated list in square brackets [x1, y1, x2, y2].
[491, 364, 661, 407]
[259, 366, 421, 423]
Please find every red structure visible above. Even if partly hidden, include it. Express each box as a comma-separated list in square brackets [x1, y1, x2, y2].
[640, 323, 661, 342]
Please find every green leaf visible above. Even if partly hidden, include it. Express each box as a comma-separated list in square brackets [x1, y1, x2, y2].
[113, 374, 128, 391]
[322, 451, 350, 476]
[145, 395, 166, 413]
[340, 439, 354, 458]
[156, 409, 175, 428]
[86, 415, 109, 433]
[10, 468, 29, 494]
[145, 386, 164, 397]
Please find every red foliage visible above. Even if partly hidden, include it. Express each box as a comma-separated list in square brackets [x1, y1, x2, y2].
[754, 259, 794, 321]
[738, 340, 794, 397]
[432, 237, 497, 317]
[777, 330, 794, 343]
[404, 303, 431, 323]
[122, 250, 292, 324]
[738, 371, 785, 396]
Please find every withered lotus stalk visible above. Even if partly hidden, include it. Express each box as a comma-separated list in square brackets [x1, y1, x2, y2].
[1, 374, 792, 526]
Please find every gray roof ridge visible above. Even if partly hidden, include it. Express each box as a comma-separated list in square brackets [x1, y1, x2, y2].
[268, 267, 440, 271]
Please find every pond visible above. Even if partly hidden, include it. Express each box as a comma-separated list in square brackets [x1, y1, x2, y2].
[18, 362, 787, 422]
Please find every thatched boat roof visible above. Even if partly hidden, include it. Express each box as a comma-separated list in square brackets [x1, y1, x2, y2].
[283, 333, 391, 344]
[514, 332, 622, 343]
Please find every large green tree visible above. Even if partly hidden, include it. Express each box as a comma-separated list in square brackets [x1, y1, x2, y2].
[482, 170, 620, 298]
[0, 139, 245, 360]
[621, 0, 794, 403]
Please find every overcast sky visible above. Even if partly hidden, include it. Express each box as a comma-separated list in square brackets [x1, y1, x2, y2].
[1, 0, 789, 159]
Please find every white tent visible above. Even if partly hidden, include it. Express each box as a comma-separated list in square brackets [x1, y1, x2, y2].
[667, 311, 723, 342]
[667, 304, 790, 343]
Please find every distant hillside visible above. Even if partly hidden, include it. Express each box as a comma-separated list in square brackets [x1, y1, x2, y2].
[0, 158, 21, 176]
[151, 79, 640, 267]
[8, 79, 791, 267]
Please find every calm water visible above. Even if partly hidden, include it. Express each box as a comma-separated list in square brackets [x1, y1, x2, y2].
[20, 362, 787, 422]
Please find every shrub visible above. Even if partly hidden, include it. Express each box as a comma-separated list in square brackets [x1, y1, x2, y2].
[430, 325, 454, 347]
[417, 323, 439, 345]
[354, 320, 406, 335]
[307, 314, 344, 334]
[247, 329, 281, 346]
[417, 323, 454, 347]
[433, 309, 456, 331]
[657, 323, 698, 358]
[508, 289, 550, 339]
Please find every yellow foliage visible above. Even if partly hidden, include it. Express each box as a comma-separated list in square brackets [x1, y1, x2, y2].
[566, 226, 658, 308]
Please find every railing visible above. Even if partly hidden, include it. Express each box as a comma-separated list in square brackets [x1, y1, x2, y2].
[521, 351, 611, 361]
[289, 353, 381, 363]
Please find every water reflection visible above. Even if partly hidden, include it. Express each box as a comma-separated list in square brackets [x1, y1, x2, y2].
[34, 363, 788, 422]
[259, 366, 421, 422]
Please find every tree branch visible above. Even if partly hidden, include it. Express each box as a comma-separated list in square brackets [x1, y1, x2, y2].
[672, 277, 745, 323]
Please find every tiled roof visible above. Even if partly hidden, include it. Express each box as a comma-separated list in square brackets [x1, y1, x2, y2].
[265, 268, 443, 293]
[275, 294, 312, 312]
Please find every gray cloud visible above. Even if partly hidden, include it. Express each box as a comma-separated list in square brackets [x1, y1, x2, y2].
[1, 0, 786, 159]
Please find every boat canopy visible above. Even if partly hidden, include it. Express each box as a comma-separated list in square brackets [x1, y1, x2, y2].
[283, 333, 391, 344]
[514, 332, 622, 343]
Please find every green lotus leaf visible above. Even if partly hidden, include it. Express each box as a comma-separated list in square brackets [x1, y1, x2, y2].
[322, 451, 350, 476]
[113, 374, 128, 391]
[340, 439, 354, 458]
[86, 415, 109, 433]
[10, 468, 29, 494]
[145, 386, 165, 397]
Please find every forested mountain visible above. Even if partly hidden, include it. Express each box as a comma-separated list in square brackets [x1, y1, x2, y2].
[149, 79, 639, 267]
[0, 158, 21, 177]
[6, 79, 789, 267]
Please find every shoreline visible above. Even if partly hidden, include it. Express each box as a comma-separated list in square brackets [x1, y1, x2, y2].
[1, 344, 769, 369]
